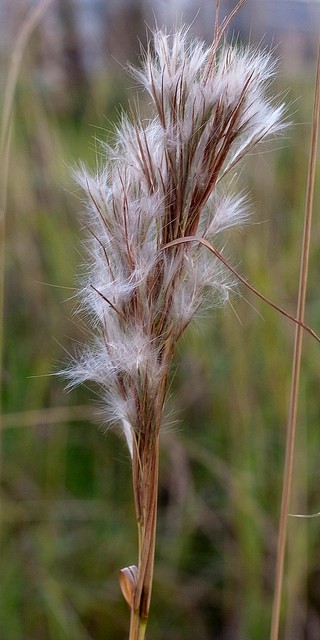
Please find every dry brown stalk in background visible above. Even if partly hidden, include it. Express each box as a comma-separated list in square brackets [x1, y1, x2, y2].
[0, 0, 54, 545]
[270, 43, 320, 640]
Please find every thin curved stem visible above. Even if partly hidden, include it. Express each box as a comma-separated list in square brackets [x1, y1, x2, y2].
[160, 236, 320, 344]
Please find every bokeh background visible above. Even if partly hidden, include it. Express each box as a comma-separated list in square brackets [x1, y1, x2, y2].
[1, 1, 320, 638]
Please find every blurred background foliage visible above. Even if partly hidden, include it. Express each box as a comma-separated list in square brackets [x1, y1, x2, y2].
[1, 1, 320, 639]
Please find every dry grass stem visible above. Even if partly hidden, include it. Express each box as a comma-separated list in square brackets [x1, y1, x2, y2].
[162, 235, 320, 343]
[64, 4, 290, 637]
[0, 0, 54, 542]
[270, 43, 320, 640]
[0, 405, 95, 430]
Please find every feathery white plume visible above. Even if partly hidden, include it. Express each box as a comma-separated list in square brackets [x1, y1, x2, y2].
[65, 28, 285, 454]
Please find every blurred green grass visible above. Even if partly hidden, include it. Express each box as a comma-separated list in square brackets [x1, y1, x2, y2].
[1, 24, 320, 640]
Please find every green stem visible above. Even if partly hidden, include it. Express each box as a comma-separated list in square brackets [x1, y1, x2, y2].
[129, 608, 148, 640]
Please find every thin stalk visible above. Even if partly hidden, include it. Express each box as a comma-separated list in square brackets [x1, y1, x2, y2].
[129, 435, 159, 640]
[0, 405, 94, 430]
[0, 0, 54, 348]
[129, 606, 147, 640]
[0, 0, 53, 540]
[161, 236, 320, 344]
[270, 44, 320, 640]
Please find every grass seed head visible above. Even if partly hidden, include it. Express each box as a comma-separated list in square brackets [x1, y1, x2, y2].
[65, 27, 285, 454]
